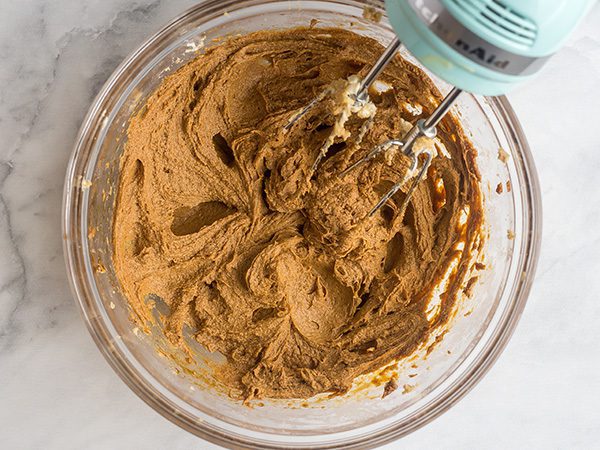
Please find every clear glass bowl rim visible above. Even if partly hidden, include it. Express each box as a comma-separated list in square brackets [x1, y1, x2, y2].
[62, 0, 542, 448]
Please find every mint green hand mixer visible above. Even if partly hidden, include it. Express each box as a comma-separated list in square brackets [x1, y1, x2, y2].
[287, 0, 594, 215]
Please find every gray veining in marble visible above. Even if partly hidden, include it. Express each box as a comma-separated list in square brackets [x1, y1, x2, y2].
[1, 1, 599, 448]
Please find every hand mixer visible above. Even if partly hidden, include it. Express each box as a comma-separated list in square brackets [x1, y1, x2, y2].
[286, 0, 594, 216]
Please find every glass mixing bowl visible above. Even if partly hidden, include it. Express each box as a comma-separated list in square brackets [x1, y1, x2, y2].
[62, 0, 541, 448]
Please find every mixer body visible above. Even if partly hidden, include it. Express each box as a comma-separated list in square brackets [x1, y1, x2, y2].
[386, 0, 595, 95]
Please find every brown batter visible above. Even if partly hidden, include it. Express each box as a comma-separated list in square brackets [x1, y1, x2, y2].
[113, 28, 482, 400]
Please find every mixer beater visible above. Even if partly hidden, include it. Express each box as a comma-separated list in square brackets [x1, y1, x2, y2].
[285, 36, 463, 216]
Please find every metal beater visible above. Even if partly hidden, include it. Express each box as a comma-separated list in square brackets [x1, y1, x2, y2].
[285, 37, 462, 216]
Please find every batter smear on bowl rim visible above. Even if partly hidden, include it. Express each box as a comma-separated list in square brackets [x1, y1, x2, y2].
[113, 28, 483, 400]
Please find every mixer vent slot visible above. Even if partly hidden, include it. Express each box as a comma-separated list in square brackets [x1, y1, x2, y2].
[449, 0, 537, 47]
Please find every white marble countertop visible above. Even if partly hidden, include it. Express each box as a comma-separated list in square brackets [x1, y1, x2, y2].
[1, 1, 599, 448]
